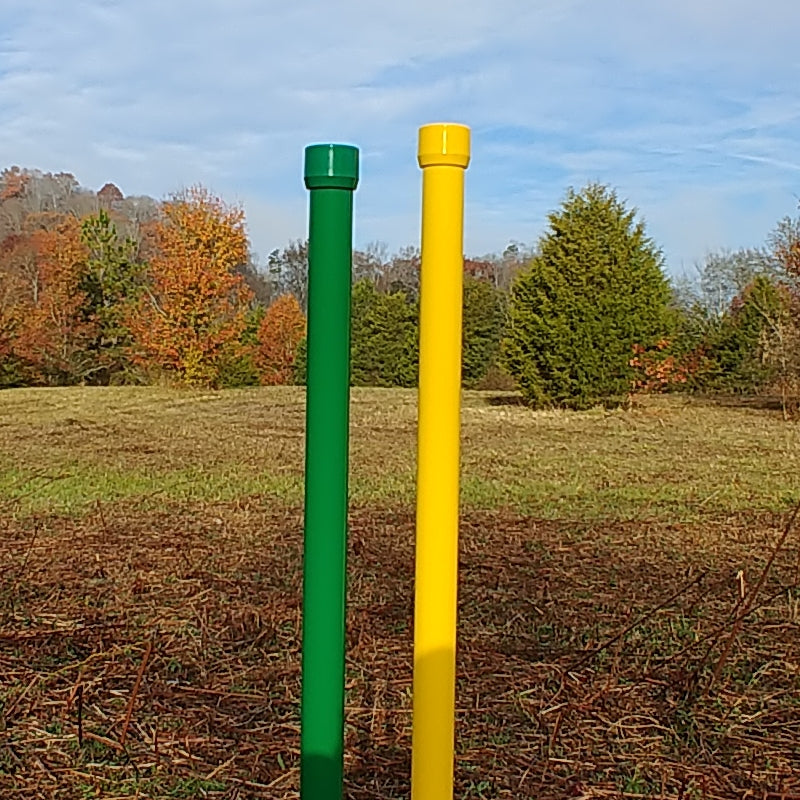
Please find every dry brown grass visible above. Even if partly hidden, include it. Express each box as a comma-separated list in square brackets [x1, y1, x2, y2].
[2, 500, 800, 798]
[2, 388, 800, 797]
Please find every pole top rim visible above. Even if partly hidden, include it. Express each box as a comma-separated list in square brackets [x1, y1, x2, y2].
[304, 143, 359, 190]
[418, 123, 470, 169]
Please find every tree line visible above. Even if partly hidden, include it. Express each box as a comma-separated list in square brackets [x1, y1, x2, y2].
[1, 166, 799, 412]
[507, 184, 800, 413]
[0, 167, 521, 391]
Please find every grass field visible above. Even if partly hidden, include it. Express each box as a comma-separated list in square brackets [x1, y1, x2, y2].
[2, 387, 800, 798]
[2, 386, 799, 519]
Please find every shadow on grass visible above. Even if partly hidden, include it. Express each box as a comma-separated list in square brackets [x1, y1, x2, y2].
[343, 648, 455, 798]
[486, 393, 526, 407]
[347, 744, 411, 799]
[488, 390, 799, 415]
[302, 731, 411, 798]
[692, 392, 792, 413]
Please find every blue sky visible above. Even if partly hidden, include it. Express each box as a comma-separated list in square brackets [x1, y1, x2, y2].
[1, 0, 799, 277]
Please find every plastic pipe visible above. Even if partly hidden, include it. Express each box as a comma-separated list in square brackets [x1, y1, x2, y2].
[411, 122, 471, 800]
[301, 142, 359, 800]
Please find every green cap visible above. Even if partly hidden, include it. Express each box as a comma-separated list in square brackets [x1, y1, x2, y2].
[304, 144, 359, 190]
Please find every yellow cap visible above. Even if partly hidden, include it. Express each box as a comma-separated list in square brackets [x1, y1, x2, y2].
[417, 123, 470, 169]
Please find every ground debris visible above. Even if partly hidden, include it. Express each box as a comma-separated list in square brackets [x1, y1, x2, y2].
[1, 502, 799, 798]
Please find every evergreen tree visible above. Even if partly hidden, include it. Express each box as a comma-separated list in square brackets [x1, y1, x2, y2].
[703, 275, 787, 393]
[79, 210, 143, 383]
[462, 276, 507, 387]
[217, 304, 265, 388]
[504, 183, 672, 408]
[350, 279, 418, 387]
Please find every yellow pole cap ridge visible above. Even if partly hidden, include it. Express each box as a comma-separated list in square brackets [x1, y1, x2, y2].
[417, 123, 471, 169]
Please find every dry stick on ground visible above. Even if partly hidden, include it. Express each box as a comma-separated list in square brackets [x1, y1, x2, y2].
[646, 580, 799, 686]
[120, 636, 154, 747]
[687, 578, 751, 686]
[2, 675, 40, 722]
[76, 684, 84, 748]
[707, 499, 800, 693]
[3, 503, 799, 797]
[794, 518, 800, 587]
[3, 518, 39, 612]
[570, 571, 709, 672]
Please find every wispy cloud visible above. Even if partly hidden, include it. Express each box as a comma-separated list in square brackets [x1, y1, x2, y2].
[1, 0, 799, 273]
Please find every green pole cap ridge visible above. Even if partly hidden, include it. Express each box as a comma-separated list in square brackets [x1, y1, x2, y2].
[304, 144, 359, 190]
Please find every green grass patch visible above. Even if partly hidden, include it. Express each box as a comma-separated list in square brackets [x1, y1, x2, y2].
[1, 386, 798, 519]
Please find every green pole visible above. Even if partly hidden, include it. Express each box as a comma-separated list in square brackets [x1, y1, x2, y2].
[301, 143, 359, 800]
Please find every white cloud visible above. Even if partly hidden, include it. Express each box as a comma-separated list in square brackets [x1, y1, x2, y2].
[1, 0, 799, 271]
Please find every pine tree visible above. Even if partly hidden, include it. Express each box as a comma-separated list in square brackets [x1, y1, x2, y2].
[462, 276, 506, 387]
[79, 210, 143, 383]
[350, 279, 418, 387]
[503, 184, 672, 408]
[704, 275, 788, 393]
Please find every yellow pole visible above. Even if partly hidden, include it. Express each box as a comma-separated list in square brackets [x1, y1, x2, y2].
[411, 122, 470, 800]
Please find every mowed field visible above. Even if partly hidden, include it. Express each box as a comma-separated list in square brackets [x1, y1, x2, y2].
[1, 387, 800, 799]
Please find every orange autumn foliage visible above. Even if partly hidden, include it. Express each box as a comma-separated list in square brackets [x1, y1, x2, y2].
[8, 218, 96, 383]
[128, 186, 253, 386]
[255, 294, 306, 385]
[0, 238, 24, 361]
[0, 268, 17, 361]
[629, 338, 700, 394]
